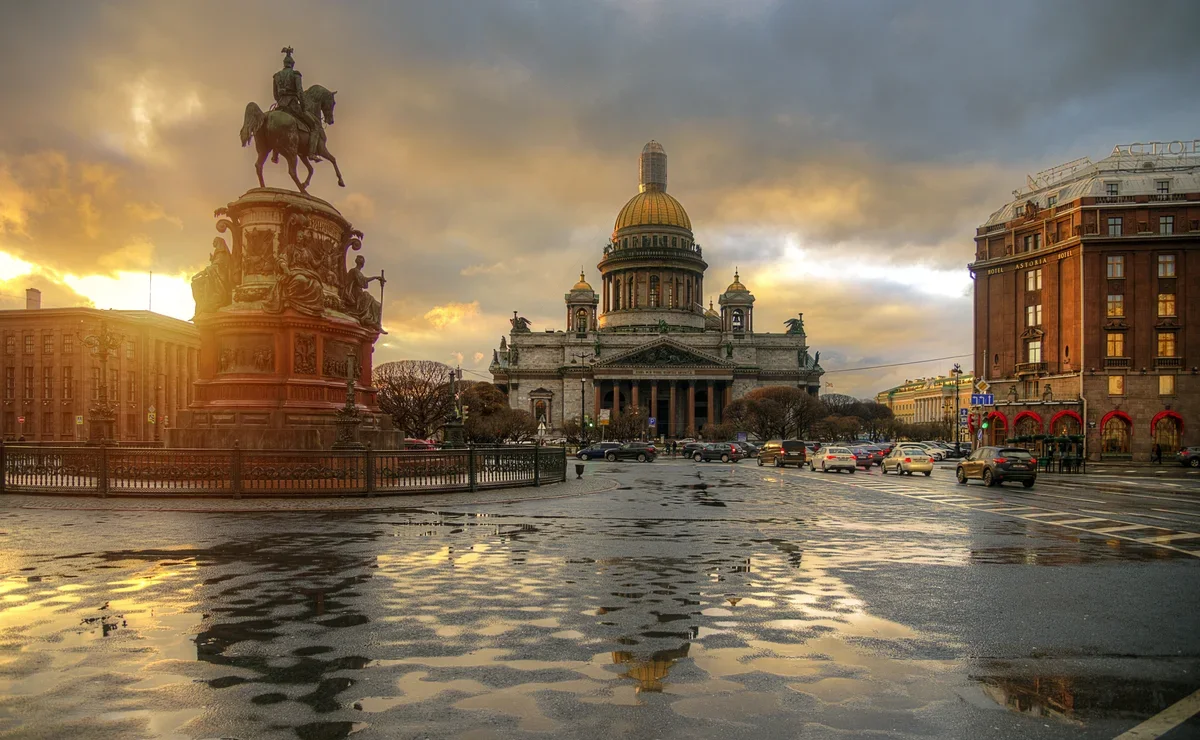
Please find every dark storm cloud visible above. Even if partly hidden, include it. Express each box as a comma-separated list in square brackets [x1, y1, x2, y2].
[1, 0, 1194, 395]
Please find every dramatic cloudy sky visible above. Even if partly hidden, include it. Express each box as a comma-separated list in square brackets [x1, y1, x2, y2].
[2, 0, 1197, 396]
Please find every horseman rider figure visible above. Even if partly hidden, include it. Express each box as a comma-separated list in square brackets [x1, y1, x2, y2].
[273, 47, 320, 157]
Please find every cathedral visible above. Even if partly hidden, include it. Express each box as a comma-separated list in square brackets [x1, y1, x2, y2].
[490, 141, 823, 438]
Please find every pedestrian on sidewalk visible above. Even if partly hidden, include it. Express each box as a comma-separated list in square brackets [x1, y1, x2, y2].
[670, 440, 677, 457]
[1152, 443, 1163, 465]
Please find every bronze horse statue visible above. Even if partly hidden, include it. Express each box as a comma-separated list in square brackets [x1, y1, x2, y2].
[240, 85, 345, 194]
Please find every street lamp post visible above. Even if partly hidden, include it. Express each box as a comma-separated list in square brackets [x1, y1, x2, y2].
[81, 321, 123, 445]
[952, 363, 963, 456]
[569, 352, 594, 447]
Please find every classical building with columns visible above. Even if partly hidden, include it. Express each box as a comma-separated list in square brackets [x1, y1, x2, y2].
[490, 141, 823, 438]
[0, 291, 200, 441]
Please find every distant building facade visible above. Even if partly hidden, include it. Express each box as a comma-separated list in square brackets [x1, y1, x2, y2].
[876, 373, 974, 427]
[970, 143, 1198, 459]
[490, 142, 824, 438]
[0, 290, 200, 441]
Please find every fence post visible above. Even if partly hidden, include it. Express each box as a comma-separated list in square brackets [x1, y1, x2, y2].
[98, 444, 109, 498]
[534, 440, 541, 487]
[0, 441, 5, 495]
[231, 441, 242, 499]
[562, 445, 568, 483]
[364, 443, 375, 497]
[468, 444, 477, 492]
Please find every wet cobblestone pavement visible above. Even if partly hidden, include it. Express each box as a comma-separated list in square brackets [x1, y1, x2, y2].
[1, 460, 1198, 739]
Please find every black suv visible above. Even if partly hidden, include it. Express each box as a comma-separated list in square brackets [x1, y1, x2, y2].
[691, 443, 742, 463]
[956, 446, 1037, 488]
[606, 442, 657, 462]
[1177, 446, 1200, 468]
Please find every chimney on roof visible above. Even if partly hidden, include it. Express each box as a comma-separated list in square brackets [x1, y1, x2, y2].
[25, 288, 41, 310]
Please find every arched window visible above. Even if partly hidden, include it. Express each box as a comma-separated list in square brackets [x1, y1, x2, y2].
[987, 414, 1007, 446]
[732, 308, 744, 331]
[630, 277, 638, 309]
[1154, 415, 1181, 450]
[642, 235, 649, 248]
[1102, 415, 1131, 455]
[575, 308, 588, 333]
[686, 281, 692, 307]
[667, 281, 675, 309]
[1015, 415, 1039, 438]
[671, 236, 678, 247]
[612, 282, 621, 310]
[649, 276, 659, 307]
[1052, 413, 1081, 437]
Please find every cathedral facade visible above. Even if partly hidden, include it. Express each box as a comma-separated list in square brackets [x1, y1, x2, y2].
[490, 142, 823, 438]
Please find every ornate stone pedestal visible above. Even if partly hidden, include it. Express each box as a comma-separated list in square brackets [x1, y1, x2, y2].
[169, 187, 402, 450]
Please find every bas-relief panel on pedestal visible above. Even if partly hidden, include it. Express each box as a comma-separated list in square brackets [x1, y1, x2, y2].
[293, 333, 317, 375]
[217, 334, 275, 374]
[323, 338, 360, 378]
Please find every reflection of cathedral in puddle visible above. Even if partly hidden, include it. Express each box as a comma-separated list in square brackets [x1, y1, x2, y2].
[611, 644, 691, 693]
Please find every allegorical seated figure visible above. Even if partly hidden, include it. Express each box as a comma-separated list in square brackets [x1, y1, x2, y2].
[265, 229, 325, 316]
[191, 238, 232, 317]
[344, 255, 385, 330]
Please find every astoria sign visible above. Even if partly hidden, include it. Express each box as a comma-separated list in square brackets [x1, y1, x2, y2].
[1111, 140, 1200, 156]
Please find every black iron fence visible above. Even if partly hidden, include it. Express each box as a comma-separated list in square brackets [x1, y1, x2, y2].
[0, 443, 568, 497]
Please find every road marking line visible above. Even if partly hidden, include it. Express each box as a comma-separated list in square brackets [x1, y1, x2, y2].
[1092, 524, 1156, 533]
[1052, 517, 1109, 525]
[1020, 512, 1081, 519]
[1136, 533, 1200, 544]
[1113, 686, 1200, 739]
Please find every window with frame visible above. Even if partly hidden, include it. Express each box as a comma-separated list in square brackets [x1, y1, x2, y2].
[1106, 294, 1124, 317]
[1025, 304, 1042, 327]
[1158, 332, 1176, 358]
[91, 367, 100, 401]
[1158, 254, 1176, 277]
[1160, 216, 1174, 235]
[1160, 375, 1175, 396]
[1106, 332, 1124, 357]
[1027, 340, 1042, 363]
[3, 368, 13, 399]
[4, 336, 13, 354]
[1106, 182, 1119, 196]
[127, 372, 137, 400]
[1023, 235, 1032, 252]
[1108, 375, 1124, 396]
[648, 275, 659, 308]
[23, 334, 33, 354]
[1015, 204, 1025, 216]
[62, 367, 73, 400]
[1106, 255, 1124, 278]
[1158, 293, 1176, 317]
[62, 334, 73, 354]
[1025, 268, 1042, 291]
[1156, 180, 1170, 194]
[1047, 194, 1058, 207]
[42, 335, 53, 354]
[1033, 233, 1042, 250]
[1107, 217, 1122, 236]
[110, 369, 119, 402]
[23, 367, 33, 399]
[125, 342, 135, 360]
[42, 367, 52, 399]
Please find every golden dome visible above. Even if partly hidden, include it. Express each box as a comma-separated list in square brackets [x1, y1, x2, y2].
[613, 191, 692, 232]
[571, 271, 593, 292]
[725, 269, 748, 293]
[705, 300, 720, 318]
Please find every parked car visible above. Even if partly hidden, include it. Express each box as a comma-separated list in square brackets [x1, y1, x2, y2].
[812, 446, 857, 473]
[881, 446, 934, 476]
[956, 446, 1037, 487]
[402, 438, 438, 450]
[681, 442, 706, 458]
[606, 442, 657, 462]
[731, 441, 759, 458]
[577, 442, 621, 461]
[851, 446, 884, 468]
[1177, 446, 1200, 468]
[758, 440, 808, 468]
[692, 443, 742, 463]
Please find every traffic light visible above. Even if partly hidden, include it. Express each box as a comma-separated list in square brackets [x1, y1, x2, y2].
[981, 419, 989, 429]
[462, 405, 469, 422]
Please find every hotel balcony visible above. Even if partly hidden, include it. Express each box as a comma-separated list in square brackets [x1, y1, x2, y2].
[1015, 362, 1047, 376]
[1154, 356, 1183, 370]
[1103, 357, 1132, 370]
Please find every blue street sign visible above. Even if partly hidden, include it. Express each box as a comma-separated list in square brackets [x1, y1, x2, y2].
[959, 408, 969, 417]
[647, 416, 656, 427]
[737, 431, 748, 442]
[971, 393, 994, 406]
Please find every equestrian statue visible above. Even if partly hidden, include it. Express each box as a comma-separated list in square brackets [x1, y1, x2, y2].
[240, 47, 345, 194]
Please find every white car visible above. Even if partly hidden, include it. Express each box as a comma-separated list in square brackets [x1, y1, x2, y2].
[812, 446, 857, 473]
[916, 442, 946, 461]
[882, 447, 934, 475]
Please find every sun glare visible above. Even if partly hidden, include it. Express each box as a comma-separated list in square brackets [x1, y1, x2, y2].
[62, 271, 194, 321]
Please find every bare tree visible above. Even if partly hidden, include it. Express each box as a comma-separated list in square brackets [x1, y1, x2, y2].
[373, 360, 453, 439]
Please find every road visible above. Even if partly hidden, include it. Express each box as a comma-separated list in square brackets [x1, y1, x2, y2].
[0, 458, 1198, 739]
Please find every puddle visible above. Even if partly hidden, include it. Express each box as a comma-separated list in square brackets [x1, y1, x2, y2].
[972, 672, 1200, 724]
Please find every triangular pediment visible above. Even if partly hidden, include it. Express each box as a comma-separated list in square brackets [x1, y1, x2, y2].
[1019, 326, 1045, 340]
[596, 338, 733, 368]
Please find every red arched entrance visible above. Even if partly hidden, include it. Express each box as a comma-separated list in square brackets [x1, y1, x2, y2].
[1151, 411, 1184, 452]
[1049, 409, 1083, 436]
[986, 410, 1008, 447]
[1100, 410, 1133, 457]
